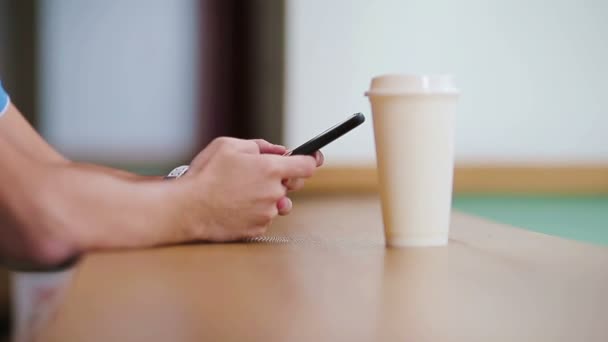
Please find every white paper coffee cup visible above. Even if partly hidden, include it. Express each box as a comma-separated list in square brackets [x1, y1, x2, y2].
[366, 74, 459, 247]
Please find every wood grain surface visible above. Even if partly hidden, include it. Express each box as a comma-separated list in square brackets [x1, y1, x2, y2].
[38, 196, 608, 341]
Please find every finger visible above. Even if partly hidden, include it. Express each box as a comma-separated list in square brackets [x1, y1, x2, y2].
[252, 139, 287, 155]
[265, 155, 317, 179]
[277, 196, 293, 216]
[282, 178, 305, 192]
[314, 150, 324, 167]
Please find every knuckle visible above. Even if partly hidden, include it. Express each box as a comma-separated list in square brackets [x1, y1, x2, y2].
[262, 191, 281, 203]
[283, 178, 295, 190]
[262, 206, 278, 222]
[212, 136, 228, 145]
[246, 140, 260, 151]
[235, 139, 260, 154]
[263, 159, 281, 176]
[292, 179, 305, 190]
[212, 137, 233, 149]
[284, 179, 298, 191]
[301, 162, 316, 177]
[273, 186, 286, 199]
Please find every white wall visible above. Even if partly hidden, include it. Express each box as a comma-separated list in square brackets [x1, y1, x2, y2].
[285, 0, 608, 165]
[39, 0, 199, 164]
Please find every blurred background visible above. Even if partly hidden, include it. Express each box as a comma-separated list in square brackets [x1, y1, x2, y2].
[1, 0, 607, 339]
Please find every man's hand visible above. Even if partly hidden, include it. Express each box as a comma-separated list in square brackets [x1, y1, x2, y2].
[0, 101, 324, 269]
[181, 137, 320, 242]
[249, 139, 324, 216]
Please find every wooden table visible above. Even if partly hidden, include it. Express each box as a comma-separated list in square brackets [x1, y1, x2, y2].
[39, 195, 608, 341]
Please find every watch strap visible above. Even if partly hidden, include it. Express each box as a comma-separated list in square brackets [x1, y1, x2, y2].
[165, 165, 189, 179]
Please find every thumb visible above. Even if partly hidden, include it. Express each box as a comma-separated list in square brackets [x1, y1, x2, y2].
[277, 196, 293, 216]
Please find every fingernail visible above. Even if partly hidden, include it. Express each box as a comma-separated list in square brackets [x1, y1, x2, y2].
[284, 198, 292, 212]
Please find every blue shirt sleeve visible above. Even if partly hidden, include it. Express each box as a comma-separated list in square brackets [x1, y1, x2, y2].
[0, 80, 9, 116]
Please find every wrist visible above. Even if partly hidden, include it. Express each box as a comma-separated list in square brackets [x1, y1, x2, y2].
[165, 168, 225, 242]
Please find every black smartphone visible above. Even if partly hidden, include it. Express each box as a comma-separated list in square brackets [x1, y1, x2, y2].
[287, 113, 365, 156]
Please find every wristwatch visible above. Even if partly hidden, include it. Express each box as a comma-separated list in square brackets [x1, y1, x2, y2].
[165, 165, 189, 179]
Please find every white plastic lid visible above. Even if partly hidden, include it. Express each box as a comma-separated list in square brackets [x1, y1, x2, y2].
[365, 74, 459, 96]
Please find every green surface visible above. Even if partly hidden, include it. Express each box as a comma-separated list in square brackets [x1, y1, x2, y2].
[453, 195, 608, 246]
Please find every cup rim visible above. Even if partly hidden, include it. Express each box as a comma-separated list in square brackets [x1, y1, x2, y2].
[364, 89, 460, 97]
[365, 74, 460, 97]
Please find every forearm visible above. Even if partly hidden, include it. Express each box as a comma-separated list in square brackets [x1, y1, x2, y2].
[0, 137, 186, 269]
[36, 162, 184, 250]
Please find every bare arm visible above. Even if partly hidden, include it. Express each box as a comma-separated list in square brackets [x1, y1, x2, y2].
[0, 104, 182, 270]
[0, 104, 319, 271]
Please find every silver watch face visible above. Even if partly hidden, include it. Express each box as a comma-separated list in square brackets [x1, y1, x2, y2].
[166, 165, 189, 179]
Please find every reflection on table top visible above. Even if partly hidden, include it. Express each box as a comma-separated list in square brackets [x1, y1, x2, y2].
[39, 195, 608, 341]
